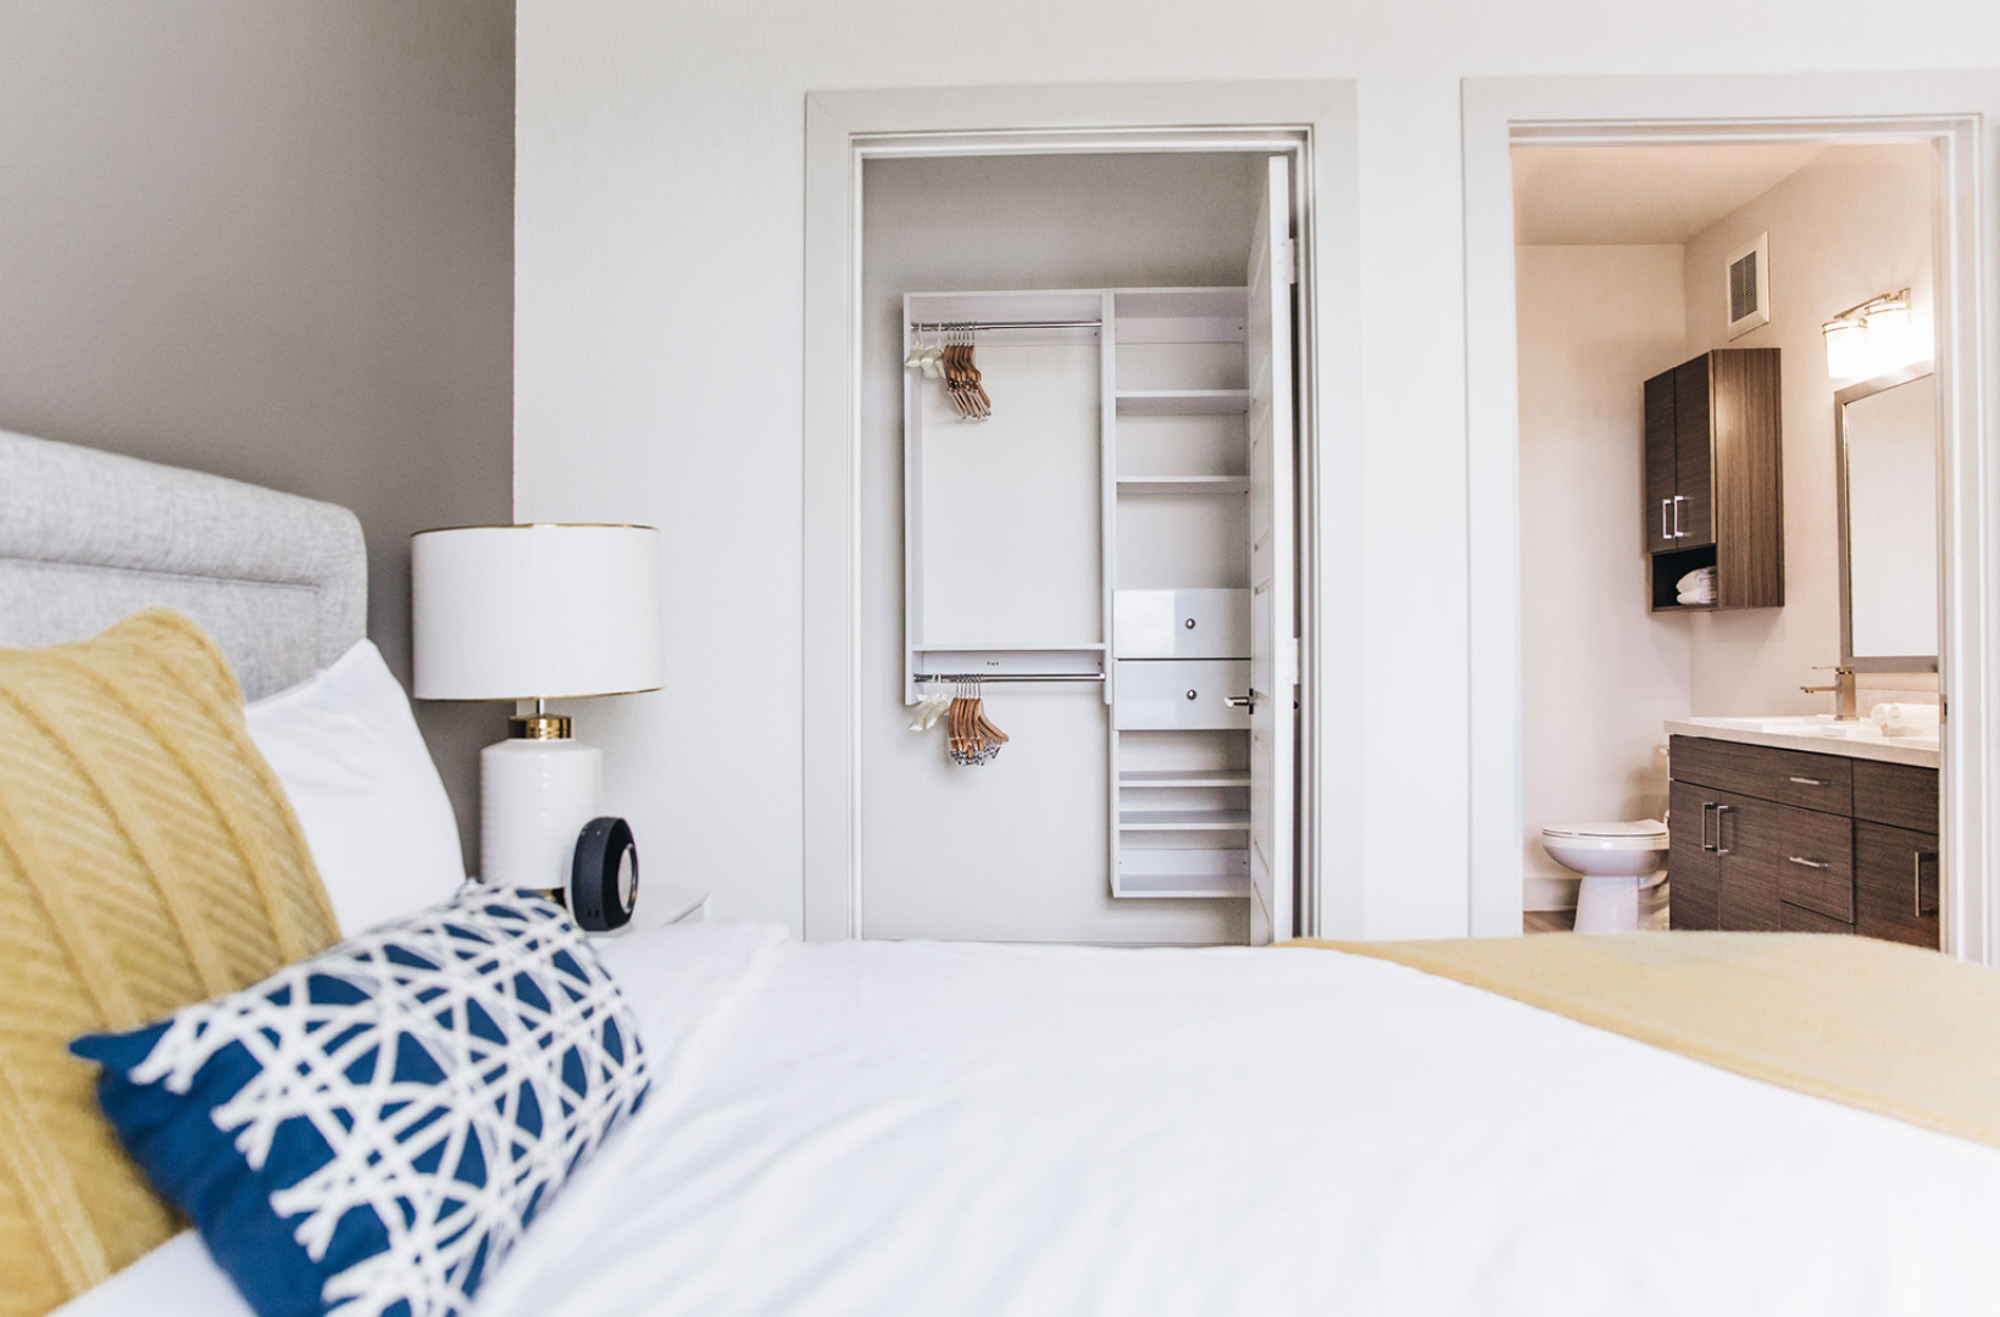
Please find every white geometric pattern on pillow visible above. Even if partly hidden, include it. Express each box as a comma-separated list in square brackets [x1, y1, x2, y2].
[126, 889, 650, 1317]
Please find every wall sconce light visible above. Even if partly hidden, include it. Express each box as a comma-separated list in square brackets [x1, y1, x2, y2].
[1822, 288, 1912, 380]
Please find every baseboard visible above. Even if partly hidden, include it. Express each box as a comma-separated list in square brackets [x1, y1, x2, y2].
[1524, 871, 1580, 913]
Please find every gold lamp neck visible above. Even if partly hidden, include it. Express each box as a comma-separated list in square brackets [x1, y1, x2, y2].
[509, 713, 572, 741]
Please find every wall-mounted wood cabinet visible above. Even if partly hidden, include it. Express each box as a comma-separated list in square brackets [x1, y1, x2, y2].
[1644, 349, 1784, 612]
[1667, 735, 1939, 950]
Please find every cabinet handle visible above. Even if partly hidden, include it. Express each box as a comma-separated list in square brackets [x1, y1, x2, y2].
[1787, 776, 1830, 787]
[1787, 856, 1831, 870]
[1713, 804, 1734, 856]
[1914, 850, 1940, 919]
[1672, 494, 1685, 538]
[1224, 691, 1258, 711]
[1700, 801, 1714, 853]
[1662, 499, 1672, 541]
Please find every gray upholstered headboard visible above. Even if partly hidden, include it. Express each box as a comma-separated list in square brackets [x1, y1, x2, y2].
[0, 430, 366, 699]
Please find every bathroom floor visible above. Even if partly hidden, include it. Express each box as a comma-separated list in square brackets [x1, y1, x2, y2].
[1524, 882, 1671, 935]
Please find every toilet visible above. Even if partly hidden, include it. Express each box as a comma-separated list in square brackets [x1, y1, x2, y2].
[1540, 820, 1670, 934]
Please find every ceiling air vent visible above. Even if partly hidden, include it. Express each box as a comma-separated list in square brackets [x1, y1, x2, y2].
[1725, 232, 1771, 339]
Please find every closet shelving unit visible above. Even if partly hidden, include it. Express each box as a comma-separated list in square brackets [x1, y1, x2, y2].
[903, 286, 1256, 902]
[1106, 288, 1254, 900]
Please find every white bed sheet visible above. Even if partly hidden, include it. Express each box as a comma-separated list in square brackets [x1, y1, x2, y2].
[60, 924, 2000, 1316]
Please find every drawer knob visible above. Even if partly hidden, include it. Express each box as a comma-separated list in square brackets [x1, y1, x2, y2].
[1184, 618, 1197, 629]
[1186, 689, 1198, 701]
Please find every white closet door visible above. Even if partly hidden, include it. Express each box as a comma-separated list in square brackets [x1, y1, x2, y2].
[1246, 155, 1297, 946]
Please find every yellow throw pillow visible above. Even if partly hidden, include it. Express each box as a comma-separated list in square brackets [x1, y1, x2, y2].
[0, 609, 340, 1317]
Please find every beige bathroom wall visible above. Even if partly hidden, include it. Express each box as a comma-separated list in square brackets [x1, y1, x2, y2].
[1682, 144, 1936, 716]
[1517, 246, 1692, 909]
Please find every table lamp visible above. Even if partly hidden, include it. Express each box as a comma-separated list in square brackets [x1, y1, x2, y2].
[410, 524, 664, 893]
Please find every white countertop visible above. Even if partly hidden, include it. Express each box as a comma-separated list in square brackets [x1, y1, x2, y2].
[1666, 717, 1940, 768]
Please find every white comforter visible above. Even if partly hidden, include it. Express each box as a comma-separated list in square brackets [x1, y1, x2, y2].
[63, 924, 2000, 1316]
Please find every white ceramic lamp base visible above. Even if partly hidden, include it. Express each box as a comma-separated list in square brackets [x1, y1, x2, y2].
[480, 737, 603, 891]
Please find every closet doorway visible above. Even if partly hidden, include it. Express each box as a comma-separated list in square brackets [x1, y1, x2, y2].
[802, 84, 1358, 945]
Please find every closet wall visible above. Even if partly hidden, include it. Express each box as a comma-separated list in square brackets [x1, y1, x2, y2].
[860, 152, 1263, 943]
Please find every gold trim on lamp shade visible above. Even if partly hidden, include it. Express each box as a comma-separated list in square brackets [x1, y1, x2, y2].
[411, 522, 659, 535]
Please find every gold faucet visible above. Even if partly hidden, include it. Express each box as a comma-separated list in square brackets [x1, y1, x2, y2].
[1801, 664, 1860, 721]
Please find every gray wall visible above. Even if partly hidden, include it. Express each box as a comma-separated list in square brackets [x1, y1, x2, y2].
[0, 1, 514, 867]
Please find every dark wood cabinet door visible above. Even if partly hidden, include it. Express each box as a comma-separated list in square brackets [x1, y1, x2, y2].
[1644, 370, 1679, 553]
[1711, 789, 1787, 932]
[1854, 821, 1941, 950]
[1671, 356, 1715, 548]
[1708, 349, 1783, 608]
[1668, 780, 1719, 930]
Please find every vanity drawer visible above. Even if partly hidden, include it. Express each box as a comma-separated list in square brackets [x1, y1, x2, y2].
[1764, 806, 1856, 924]
[1114, 660, 1252, 730]
[1113, 590, 1251, 659]
[1780, 901, 1854, 934]
[1852, 759, 1938, 833]
[1669, 736, 1853, 814]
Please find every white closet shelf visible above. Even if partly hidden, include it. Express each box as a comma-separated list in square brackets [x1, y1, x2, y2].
[1118, 809, 1251, 831]
[1116, 873, 1251, 899]
[1118, 769, 1252, 789]
[914, 642, 1106, 652]
[1115, 389, 1251, 416]
[1115, 475, 1251, 496]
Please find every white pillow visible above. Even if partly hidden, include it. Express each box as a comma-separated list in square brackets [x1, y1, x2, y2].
[246, 639, 467, 935]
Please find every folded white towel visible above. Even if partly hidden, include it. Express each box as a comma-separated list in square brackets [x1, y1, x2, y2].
[1676, 566, 1717, 593]
[1870, 701, 1941, 734]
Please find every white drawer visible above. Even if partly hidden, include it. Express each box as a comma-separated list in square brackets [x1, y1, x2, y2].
[1114, 660, 1252, 730]
[1113, 589, 1251, 659]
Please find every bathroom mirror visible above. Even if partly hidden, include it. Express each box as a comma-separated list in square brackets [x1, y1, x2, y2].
[1836, 365, 1939, 670]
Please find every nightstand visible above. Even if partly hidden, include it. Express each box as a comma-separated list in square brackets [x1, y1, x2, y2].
[588, 885, 710, 938]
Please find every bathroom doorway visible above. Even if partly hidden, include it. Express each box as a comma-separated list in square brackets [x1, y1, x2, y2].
[1461, 75, 1999, 962]
[1511, 138, 1941, 937]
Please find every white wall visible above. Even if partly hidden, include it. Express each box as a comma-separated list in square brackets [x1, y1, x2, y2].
[1516, 246, 1691, 909]
[1683, 144, 1936, 714]
[0, 1, 514, 868]
[860, 154, 1255, 943]
[515, 1, 2000, 936]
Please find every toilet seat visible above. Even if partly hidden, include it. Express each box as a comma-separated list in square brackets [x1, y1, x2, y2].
[1542, 819, 1667, 850]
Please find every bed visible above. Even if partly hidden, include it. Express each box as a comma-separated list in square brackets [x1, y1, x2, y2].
[8, 429, 2000, 1317]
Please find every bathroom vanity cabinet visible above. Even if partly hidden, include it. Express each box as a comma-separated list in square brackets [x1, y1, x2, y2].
[1643, 349, 1784, 612]
[1667, 735, 1938, 948]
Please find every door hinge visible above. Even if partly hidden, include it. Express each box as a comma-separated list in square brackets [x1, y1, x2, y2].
[1285, 637, 1301, 687]
[1279, 239, 1297, 287]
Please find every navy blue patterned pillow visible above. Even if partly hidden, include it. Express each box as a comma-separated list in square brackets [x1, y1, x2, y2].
[72, 888, 650, 1317]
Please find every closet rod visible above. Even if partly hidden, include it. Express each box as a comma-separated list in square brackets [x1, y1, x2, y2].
[909, 319, 1102, 332]
[913, 672, 1105, 683]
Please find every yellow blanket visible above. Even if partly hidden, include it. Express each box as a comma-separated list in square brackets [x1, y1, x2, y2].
[1289, 932, 2000, 1152]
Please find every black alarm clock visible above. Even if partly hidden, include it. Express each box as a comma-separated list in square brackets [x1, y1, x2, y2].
[570, 816, 638, 931]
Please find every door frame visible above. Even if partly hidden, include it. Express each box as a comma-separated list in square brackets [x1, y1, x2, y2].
[802, 81, 1359, 942]
[1463, 74, 2000, 962]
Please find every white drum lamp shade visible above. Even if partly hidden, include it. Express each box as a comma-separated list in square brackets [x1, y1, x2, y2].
[412, 525, 665, 701]
[410, 525, 665, 892]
